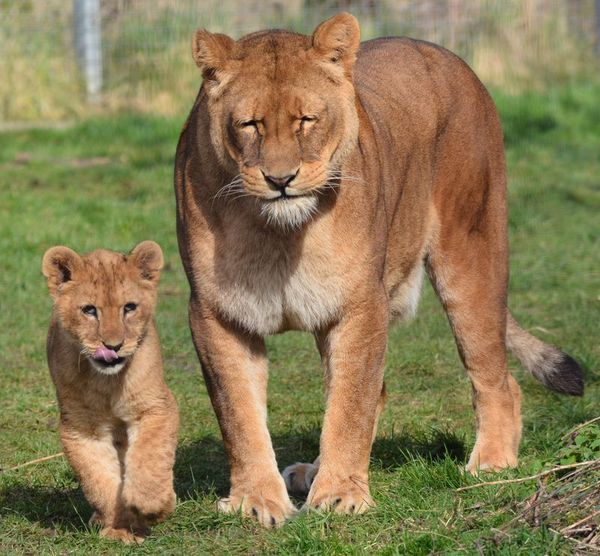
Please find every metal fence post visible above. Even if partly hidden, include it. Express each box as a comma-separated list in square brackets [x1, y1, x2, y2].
[74, 0, 102, 102]
[596, 0, 600, 55]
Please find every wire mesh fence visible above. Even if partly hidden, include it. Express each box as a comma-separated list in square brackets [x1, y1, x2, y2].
[1, 0, 599, 123]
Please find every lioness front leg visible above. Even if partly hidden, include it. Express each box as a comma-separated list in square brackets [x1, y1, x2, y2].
[283, 383, 386, 497]
[305, 299, 388, 514]
[189, 299, 295, 527]
[121, 405, 179, 529]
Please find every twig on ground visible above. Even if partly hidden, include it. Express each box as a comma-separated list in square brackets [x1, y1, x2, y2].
[561, 416, 600, 442]
[456, 460, 597, 492]
[561, 511, 600, 533]
[1, 452, 64, 472]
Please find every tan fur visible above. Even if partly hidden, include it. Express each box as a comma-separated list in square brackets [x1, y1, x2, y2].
[175, 13, 583, 525]
[42, 242, 179, 544]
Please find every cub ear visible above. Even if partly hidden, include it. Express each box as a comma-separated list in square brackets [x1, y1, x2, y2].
[42, 246, 82, 298]
[311, 12, 360, 78]
[128, 241, 164, 284]
[192, 29, 235, 83]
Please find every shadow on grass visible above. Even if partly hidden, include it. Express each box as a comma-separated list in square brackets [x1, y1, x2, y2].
[372, 428, 466, 469]
[174, 427, 466, 500]
[0, 482, 90, 532]
[0, 428, 466, 528]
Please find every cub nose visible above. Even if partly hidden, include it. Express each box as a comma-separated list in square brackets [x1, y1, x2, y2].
[262, 172, 297, 191]
[103, 341, 123, 353]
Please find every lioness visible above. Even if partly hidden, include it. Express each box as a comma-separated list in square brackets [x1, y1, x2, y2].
[175, 13, 583, 526]
[42, 241, 179, 544]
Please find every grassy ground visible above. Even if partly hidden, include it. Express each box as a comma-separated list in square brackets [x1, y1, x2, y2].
[0, 83, 598, 554]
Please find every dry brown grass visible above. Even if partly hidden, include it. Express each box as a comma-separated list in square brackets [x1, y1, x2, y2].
[1, 0, 597, 122]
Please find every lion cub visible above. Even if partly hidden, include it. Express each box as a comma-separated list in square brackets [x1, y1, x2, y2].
[42, 241, 179, 544]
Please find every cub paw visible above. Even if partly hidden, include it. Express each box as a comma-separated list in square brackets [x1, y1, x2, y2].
[282, 462, 318, 496]
[89, 511, 104, 526]
[217, 487, 296, 528]
[306, 475, 374, 514]
[99, 526, 145, 545]
[122, 484, 176, 524]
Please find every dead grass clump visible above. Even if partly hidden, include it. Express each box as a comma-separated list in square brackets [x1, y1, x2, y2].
[520, 460, 599, 553]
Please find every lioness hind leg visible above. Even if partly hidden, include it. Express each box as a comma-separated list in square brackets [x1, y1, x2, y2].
[282, 457, 320, 497]
[427, 234, 522, 473]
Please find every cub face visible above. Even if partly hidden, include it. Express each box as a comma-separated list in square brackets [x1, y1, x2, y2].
[193, 13, 361, 229]
[42, 241, 163, 375]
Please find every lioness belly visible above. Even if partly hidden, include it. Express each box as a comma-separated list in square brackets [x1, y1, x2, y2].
[388, 263, 424, 323]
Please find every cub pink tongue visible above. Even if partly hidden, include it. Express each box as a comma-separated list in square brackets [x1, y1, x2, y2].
[93, 346, 119, 362]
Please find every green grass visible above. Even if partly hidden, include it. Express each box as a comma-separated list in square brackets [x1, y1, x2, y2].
[0, 83, 598, 554]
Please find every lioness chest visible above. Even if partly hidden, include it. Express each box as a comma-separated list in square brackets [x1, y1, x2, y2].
[207, 231, 348, 336]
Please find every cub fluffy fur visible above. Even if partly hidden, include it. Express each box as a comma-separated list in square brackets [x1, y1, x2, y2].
[42, 241, 179, 544]
[175, 13, 584, 526]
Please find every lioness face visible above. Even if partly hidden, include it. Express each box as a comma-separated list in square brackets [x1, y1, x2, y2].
[42, 242, 163, 375]
[193, 15, 361, 229]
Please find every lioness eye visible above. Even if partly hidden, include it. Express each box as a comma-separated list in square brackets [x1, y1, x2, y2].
[82, 305, 97, 317]
[124, 302, 137, 314]
[301, 115, 317, 123]
[239, 120, 258, 129]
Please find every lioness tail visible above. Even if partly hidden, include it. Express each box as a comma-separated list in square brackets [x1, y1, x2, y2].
[506, 312, 584, 396]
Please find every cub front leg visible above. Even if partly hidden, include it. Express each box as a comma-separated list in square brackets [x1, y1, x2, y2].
[121, 400, 179, 528]
[189, 299, 295, 527]
[60, 426, 143, 544]
[306, 299, 388, 514]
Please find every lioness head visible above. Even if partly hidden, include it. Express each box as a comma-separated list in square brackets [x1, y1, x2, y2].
[42, 241, 163, 375]
[193, 12, 360, 229]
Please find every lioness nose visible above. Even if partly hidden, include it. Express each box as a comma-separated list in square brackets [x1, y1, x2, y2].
[262, 171, 297, 191]
[103, 341, 123, 352]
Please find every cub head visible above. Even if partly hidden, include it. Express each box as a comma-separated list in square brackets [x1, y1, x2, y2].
[42, 241, 164, 375]
[193, 12, 360, 229]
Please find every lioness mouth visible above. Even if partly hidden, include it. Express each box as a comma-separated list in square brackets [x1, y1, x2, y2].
[259, 191, 319, 229]
[265, 192, 307, 201]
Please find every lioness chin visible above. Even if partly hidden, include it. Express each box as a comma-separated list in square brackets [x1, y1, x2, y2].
[42, 241, 179, 544]
[175, 13, 584, 527]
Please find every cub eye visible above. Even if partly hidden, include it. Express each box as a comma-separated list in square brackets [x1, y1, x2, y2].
[82, 305, 97, 317]
[124, 302, 138, 314]
[301, 115, 317, 123]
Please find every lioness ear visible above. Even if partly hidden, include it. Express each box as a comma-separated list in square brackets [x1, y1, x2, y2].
[192, 29, 235, 83]
[311, 12, 360, 78]
[42, 246, 82, 298]
[128, 241, 164, 284]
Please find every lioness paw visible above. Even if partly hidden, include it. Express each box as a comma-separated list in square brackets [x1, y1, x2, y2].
[306, 476, 374, 514]
[466, 439, 518, 475]
[282, 462, 318, 496]
[217, 491, 296, 528]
